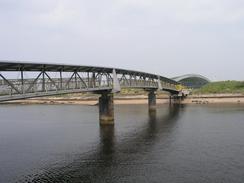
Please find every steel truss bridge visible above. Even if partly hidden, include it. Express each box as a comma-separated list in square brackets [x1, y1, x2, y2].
[0, 61, 184, 101]
[0, 61, 186, 124]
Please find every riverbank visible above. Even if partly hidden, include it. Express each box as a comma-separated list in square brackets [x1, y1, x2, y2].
[3, 93, 244, 105]
[3, 95, 169, 105]
[182, 94, 244, 104]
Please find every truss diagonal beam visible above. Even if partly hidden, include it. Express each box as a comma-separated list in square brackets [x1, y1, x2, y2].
[44, 72, 59, 90]
[76, 72, 88, 88]
[0, 73, 21, 94]
[25, 72, 43, 93]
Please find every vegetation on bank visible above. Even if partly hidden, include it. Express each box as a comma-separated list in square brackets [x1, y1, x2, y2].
[49, 89, 147, 98]
[50, 88, 168, 98]
[193, 81, 244, 94]
[44, 81, 244, 98]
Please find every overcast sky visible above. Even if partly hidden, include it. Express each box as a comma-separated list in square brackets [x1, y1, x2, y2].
[0, 0, 244, 81]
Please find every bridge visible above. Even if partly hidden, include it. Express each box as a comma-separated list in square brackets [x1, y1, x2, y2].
[0, 61, 186, 125]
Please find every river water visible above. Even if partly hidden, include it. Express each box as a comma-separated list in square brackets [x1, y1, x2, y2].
[0, 104, 244, 183]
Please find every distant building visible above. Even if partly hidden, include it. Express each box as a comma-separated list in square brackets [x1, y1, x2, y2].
[172, 74, 210, 89]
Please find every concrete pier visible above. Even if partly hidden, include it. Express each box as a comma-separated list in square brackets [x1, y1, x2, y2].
[171, 95, 182, 104]
[99, 92, 114, 125]
[148, 90, 157, 111]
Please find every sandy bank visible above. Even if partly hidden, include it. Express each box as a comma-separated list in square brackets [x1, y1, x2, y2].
[4, 97, 169, 105]
[2, 94, 244, 105]
[183, 94, 244, 104]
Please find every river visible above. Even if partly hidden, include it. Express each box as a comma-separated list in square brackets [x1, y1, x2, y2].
[0, 104, 244, 183]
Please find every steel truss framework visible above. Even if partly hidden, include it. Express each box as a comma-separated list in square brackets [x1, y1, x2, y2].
[0, 61, 181, 102]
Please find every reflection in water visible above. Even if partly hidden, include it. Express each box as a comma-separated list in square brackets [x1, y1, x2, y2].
[2, 104, 243, 183]
[20, 104, 181, 183]
[99, 125, 115, 155]
[148, 110, 157, 121]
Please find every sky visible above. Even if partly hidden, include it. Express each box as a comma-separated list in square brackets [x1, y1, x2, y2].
[0, 0, 244, 81]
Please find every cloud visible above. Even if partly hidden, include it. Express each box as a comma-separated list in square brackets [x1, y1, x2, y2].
[0, 0, 244, 80]
[38, 2, 77, 26]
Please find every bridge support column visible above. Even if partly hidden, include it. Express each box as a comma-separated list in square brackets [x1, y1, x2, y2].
[170, 95, 182, 104]
[148, 90, 156, 111]
[99, 92, 114, 125]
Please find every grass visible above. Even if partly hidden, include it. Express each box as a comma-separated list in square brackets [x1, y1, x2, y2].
[193, 81, 244, 94]
[46, 88, 169, 99]
[119, 88, 147, 95]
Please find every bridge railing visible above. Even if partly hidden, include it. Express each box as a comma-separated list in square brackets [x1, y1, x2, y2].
[119, 78, 158, 88]
[160, 81, 178, 91]
[0, 78, 114, 96]
[0, 69, 116, 100]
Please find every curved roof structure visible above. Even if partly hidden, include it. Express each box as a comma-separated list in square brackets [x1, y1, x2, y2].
[172, 74, 210, 89]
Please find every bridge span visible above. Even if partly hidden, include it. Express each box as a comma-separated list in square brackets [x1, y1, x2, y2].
[0, 61, 186, 124]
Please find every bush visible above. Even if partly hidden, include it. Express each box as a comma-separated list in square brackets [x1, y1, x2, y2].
[193, 81, 244, 94]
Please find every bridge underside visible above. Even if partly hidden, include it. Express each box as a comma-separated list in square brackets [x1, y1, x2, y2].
[0, 61, 184, 124]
